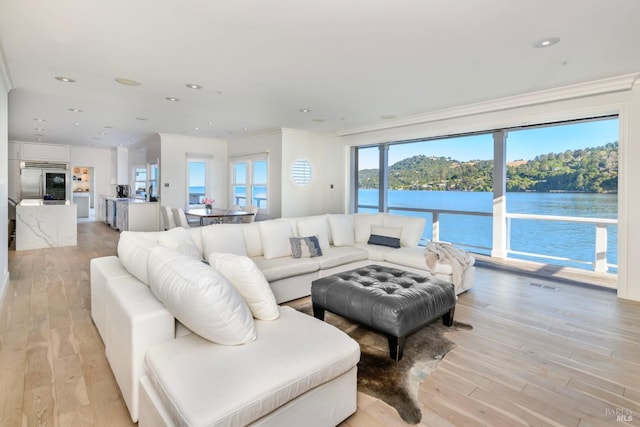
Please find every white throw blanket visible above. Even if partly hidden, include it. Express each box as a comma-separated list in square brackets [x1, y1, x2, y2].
[424, 242, 473, 290]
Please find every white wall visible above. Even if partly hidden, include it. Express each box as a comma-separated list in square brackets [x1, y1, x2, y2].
[281, 129, 345, 217]
[0, 65, 8, 300]
[338, 76, 640, 302]
[228, 130, 283, 219]
[70, 146, 113, 199]
[159, 134, 228, 210]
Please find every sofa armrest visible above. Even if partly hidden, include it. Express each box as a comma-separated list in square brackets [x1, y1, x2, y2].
[102, 272, 175, 422]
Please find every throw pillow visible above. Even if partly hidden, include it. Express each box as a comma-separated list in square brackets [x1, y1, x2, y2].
[328, 214, 355, 246]
[208, 252, 280, 320]
[157, 227, 202, 260]
[117, 231, 160, 286]
[201, 224, 248, 257]
[290, 236, 323, 258]
[147, 246, 256, 345]
[259, 220, 294, 259]
[367, 224, 402, 248]
[296, 215, 331, 249]
[383, 214, 427, 247]
[353, 213, 384, 243]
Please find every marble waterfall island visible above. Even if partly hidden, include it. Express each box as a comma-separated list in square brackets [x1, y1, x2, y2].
[16, 199, 77, 251]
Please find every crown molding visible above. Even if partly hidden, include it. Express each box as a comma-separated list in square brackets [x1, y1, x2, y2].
[336, 73, 640, 137]
[0, 43, 14, 91]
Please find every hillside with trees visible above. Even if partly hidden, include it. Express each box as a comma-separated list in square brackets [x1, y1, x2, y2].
[358, 142, 618, 193]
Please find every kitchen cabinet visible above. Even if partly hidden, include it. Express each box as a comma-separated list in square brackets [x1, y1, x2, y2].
[97, 196, 107, 222]
[103, 198, 159, 231]
[21, 142, 69, 162]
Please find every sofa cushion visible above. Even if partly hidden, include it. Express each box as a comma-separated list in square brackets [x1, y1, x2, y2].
[242, 222, 263, 258]
[201, 224, 248, 257]
[208, 252, 280, 321]
[259, 220, 295, 259]
[328, 214, 355, 247]
[252, 256, 320, 282]
[157, 227, 202, 260]
[147, 246, 256, 345]
[296, 215, 331, 249]
[353, 213, 384, 243]
[117, 231, 159, 286]
[354, 242, 396, 261]
[143, 306, 360, 427]
[383, 214, 426, 247]
[316, 246, 368, 269]
[289, 236, 323, 258]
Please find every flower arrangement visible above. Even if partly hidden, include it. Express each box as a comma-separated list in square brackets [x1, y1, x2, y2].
[202, 197, 215, 211]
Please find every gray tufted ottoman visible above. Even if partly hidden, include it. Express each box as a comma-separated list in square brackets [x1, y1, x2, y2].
[311, 265, 456, 361]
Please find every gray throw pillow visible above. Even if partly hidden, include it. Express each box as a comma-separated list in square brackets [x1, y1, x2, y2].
[289, 236, 323, 258]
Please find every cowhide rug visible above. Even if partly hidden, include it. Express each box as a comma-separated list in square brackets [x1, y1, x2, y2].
[290, 298, 472, 424]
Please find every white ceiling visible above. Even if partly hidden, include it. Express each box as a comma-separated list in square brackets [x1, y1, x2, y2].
[1, 0, 639, 148]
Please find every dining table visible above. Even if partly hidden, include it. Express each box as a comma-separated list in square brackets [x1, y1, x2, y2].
[184, 208, 254, 226]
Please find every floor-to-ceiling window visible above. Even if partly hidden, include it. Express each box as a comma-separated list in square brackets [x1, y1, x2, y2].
[352, 116, 619, 273]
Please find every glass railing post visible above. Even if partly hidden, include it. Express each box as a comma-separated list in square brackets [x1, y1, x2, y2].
[432, 212, 440, 242]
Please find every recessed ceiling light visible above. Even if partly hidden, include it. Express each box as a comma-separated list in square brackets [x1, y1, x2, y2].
[299, 108, 311, 113]
[532, 37, 560, 48]
[34, 133, 44, 137]
[208, 121, 214, 125]
[186, 84, 202, 89]
[381, 115, 396, 120]
[37, 138, 42, 141]
[312, 118, 326, 122]
[34, 127, 45, 131]
[115, 77, 141, 86]
[136, 117, 148, 121]
[194, 127, 199, 130]
[165, 97, 180, 102]
[99, 132, 107, 136]
[55, 76, 76, 83]
[68, 108, 82, 113]
[73, 122, 80, 126]
[33, 118, 46, 122]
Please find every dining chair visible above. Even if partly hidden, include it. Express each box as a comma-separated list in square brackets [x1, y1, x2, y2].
[243, 205, 259, 223]
[161, 206, 177, 230]
[172, 207, 191, 228]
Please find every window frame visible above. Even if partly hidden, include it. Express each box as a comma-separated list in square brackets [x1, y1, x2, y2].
[186, 156, 212, 208]
[230, 153, 269, 213]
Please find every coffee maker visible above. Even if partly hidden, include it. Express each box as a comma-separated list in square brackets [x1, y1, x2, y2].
[116, 185, 130, 198]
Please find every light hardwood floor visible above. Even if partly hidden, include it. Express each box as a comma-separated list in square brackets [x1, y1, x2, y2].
[1, 222, 639, 426]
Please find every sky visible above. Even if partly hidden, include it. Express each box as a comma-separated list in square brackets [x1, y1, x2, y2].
[359, 118, 619, 169]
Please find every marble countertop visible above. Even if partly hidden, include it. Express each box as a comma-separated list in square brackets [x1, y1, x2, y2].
[18, 199, 72, 206]
[104, 197, 157, 204]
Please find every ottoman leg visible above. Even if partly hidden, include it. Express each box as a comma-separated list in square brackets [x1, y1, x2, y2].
[312, 304, 325, 321]
[442, 306, 455, 327]
[388, 335, 405, 361]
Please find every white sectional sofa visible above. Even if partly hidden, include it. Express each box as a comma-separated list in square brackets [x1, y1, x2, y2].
[90, 212, 474, 426]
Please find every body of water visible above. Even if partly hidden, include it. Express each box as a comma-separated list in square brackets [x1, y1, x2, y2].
[358, 189, 618, 272]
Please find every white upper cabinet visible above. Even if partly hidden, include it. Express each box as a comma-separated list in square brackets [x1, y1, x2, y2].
[21, 142, 70, 162]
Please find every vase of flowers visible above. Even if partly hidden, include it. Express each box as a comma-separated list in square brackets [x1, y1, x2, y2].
[202, 197, 215, 213]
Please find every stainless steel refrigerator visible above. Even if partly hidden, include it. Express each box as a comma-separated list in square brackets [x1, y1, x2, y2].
[20, 161, 70, 200]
